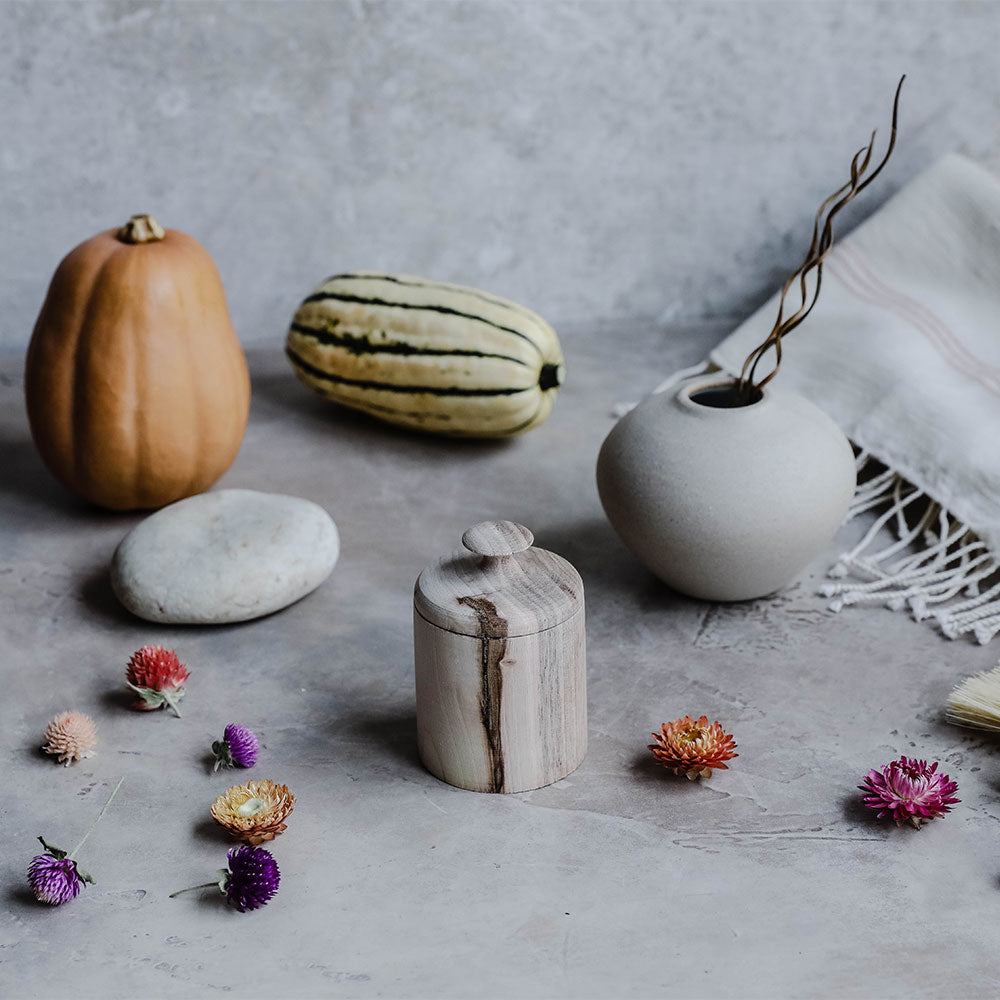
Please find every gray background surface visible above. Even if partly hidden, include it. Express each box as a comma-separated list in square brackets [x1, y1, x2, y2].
[2, 0, 1000, 352]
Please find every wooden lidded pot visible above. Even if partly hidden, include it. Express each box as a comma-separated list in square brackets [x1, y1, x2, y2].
[414, 520, 587, 794]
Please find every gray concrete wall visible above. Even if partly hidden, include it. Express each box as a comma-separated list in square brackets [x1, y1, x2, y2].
[1, 0, 997, 351]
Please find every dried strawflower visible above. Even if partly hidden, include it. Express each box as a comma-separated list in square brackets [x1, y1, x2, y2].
[210, 779, 295, 844]
[859, 756, 959, 829]
[42, 710, 98, 765]
[648, 715, 738, 780]
[126, 645, 190, 717]
[26, 777, 124, 905]
[170, 845, 281, 912]
[212, 724, 260, 771]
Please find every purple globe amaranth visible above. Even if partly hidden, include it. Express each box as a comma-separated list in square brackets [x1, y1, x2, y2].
[28, 853, 85, 905]
[212, 724, 260, 771]
[225, 724, 259, 767]
[26, 778, 122, 907]
[224, 845, 280, 912]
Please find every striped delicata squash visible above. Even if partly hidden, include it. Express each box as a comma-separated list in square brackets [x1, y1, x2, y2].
[285, 272, 564, 437]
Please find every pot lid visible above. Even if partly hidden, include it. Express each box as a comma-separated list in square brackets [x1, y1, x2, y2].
[414, 520, 584, 638]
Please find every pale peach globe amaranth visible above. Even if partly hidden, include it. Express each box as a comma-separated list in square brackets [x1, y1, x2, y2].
[42, 711, 98, 766]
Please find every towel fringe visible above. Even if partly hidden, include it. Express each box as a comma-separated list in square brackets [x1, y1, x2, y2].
[821, 455, 1000, 643]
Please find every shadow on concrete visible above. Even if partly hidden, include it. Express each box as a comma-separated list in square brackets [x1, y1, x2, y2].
[341, 710, 423, 774]
[531, 513, 693, 614]
[5, 885, 43, 909]
[629, 748, 672, 784]
[100, 686, 139, 713]
[192, 816, 238, 847]
[840, 789, 876, 825]
[627, 749, 722, 797]
[839, 791, 895, 840]
[250, 367, 515, 457]
[530, 515, 621, 581]
[168, 883, 243, 913]
[0, 432, 87, 520]
[80, 564, 137, 628]
[28, 743, 54, 765]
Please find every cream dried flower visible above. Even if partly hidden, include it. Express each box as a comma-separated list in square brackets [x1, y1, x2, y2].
[210, 780, 295, 845]
[42, 711, 98, 766]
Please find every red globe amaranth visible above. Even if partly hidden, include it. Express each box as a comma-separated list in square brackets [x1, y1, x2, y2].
[125, 645, 190, 717]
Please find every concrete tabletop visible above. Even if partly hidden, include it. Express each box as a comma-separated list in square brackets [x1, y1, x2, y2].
[2, 322, 998, 999]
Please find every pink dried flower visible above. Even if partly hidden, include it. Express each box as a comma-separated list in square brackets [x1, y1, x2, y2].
[859, 756, 959, 829]
[125, 645, 190, 717]
[648, 715, 738, 780]
[42, 711, 98, 766]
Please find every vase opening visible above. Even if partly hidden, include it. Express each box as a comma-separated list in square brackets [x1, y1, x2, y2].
[688, 381, 762, 409]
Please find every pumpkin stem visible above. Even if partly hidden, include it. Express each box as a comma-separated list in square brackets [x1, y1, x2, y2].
[116, 214, 166, 244]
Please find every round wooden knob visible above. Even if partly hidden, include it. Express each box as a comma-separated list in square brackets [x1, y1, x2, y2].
[461, 520, 534, 558]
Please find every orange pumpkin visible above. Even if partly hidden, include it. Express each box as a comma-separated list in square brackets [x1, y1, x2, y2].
[25, 214, 251, 511]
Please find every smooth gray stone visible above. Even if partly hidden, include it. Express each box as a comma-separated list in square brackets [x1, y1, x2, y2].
[110, 489, 339, 623]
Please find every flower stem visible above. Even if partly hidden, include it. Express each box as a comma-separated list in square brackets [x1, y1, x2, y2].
[69, 776, 124, 861]
[169, 883, 219, 898]
[162, 689, 183, 718]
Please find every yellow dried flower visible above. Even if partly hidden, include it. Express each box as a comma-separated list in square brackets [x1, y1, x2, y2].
[42, 711, 98, 766]
[210, 779, 295, 845]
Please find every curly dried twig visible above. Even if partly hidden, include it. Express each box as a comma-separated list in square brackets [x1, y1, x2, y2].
[736, 75, 905, 401]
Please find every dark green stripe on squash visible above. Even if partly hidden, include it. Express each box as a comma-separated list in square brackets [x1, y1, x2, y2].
[300, 291, 542, 353]
[286, 346, 532, 397]
[327, 273, 545, 324]
[289, 322, 530, 366]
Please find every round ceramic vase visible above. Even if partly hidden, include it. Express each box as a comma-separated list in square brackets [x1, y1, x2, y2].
[596, 374, 856, 601]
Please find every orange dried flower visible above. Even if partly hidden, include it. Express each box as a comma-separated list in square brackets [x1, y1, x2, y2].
[42, 711, 98, 766]
[210, 780, 295, 845]
[648, 715, 738, 780]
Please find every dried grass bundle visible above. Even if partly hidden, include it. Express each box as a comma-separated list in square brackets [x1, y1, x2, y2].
[946, 663, 1000, 732]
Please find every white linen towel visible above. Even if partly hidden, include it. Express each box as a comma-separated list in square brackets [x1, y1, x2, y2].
[710, 153, 1000, 643]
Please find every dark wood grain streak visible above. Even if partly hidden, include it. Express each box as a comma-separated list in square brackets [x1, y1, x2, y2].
[459, 596, 508, 793]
